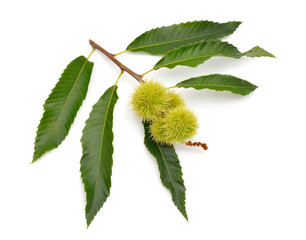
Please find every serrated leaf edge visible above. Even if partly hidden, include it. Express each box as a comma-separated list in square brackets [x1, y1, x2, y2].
[178, 84, 255, 89]
[33, 56, 93, 162]
[156, 144, 188, 221]
[91, 85, 117, 210]
[176, 74, 258, 95]
[81, 85, 119, 227]
[143, 122, 188, 221]
[152, 40, 239, 70]
[153, 40, 274, 70]
[127, 20, 242, 52]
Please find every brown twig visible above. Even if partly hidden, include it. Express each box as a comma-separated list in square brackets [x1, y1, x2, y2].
[89, 40, 145, 84]
[186, 141, 208, 151]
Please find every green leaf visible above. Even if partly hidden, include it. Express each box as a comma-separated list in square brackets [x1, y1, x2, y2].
[80, 85, 119, 227]
[143, 121, 188, 221]
[126, 21, 241, 55]
[153, 40, 275, 70]
[176, 74, 258, 96]
[33, 56, 94, 162]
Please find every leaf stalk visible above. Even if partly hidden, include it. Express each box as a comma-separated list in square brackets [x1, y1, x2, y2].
[114, 50, 129, 56]
[141, 68, 154, 77]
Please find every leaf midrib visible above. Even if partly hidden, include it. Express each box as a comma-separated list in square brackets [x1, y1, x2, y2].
[35, 58, 89, 158]
[178, 84, 255, 89]
[154, 53, 225, 70]
[129, 27, 234, 52]
[90, 86, 116, 211]
[157, 144, 177, 196]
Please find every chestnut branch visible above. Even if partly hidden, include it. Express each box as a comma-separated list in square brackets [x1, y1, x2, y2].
[89, 40, 145, 84]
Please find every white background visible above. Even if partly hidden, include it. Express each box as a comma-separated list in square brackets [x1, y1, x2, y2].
[1, 0, 305, 239]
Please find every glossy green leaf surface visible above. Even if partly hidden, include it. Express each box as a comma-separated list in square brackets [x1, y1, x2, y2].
[143, 121, 188, 220]
[153, 40, 275, 70]
[126, 21, 241, 55]
[33, 56, 94, 162]
[176, 74, 258, 95]
[80, 85, 119, 227]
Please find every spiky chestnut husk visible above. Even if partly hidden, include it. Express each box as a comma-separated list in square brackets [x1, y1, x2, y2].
[167, 91, 186, 110]
[130, 80, 170, 121]
[150, 106, 199, 144]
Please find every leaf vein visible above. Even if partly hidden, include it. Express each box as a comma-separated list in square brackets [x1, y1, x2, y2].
[178, 84, 255, 89]
[154, 54, 219, 70]
[129, 28, 233, 52]
[157, 144, 177, 196]
[35, 58, 90, 159]
[91, 85, 117, 209]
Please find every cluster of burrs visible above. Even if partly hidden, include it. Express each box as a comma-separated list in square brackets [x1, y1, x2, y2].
[131, 80, 199, 145]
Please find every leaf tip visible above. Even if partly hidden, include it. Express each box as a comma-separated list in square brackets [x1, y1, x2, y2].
[234, 21, 243, 26]
[179, 208, 188, 222]
[184, 214, 189, 222]
[86, 217, 92, 228]
[245, 46, 275, 58]
[270, 53, 277, 58]
[31, 154, 39, 164]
